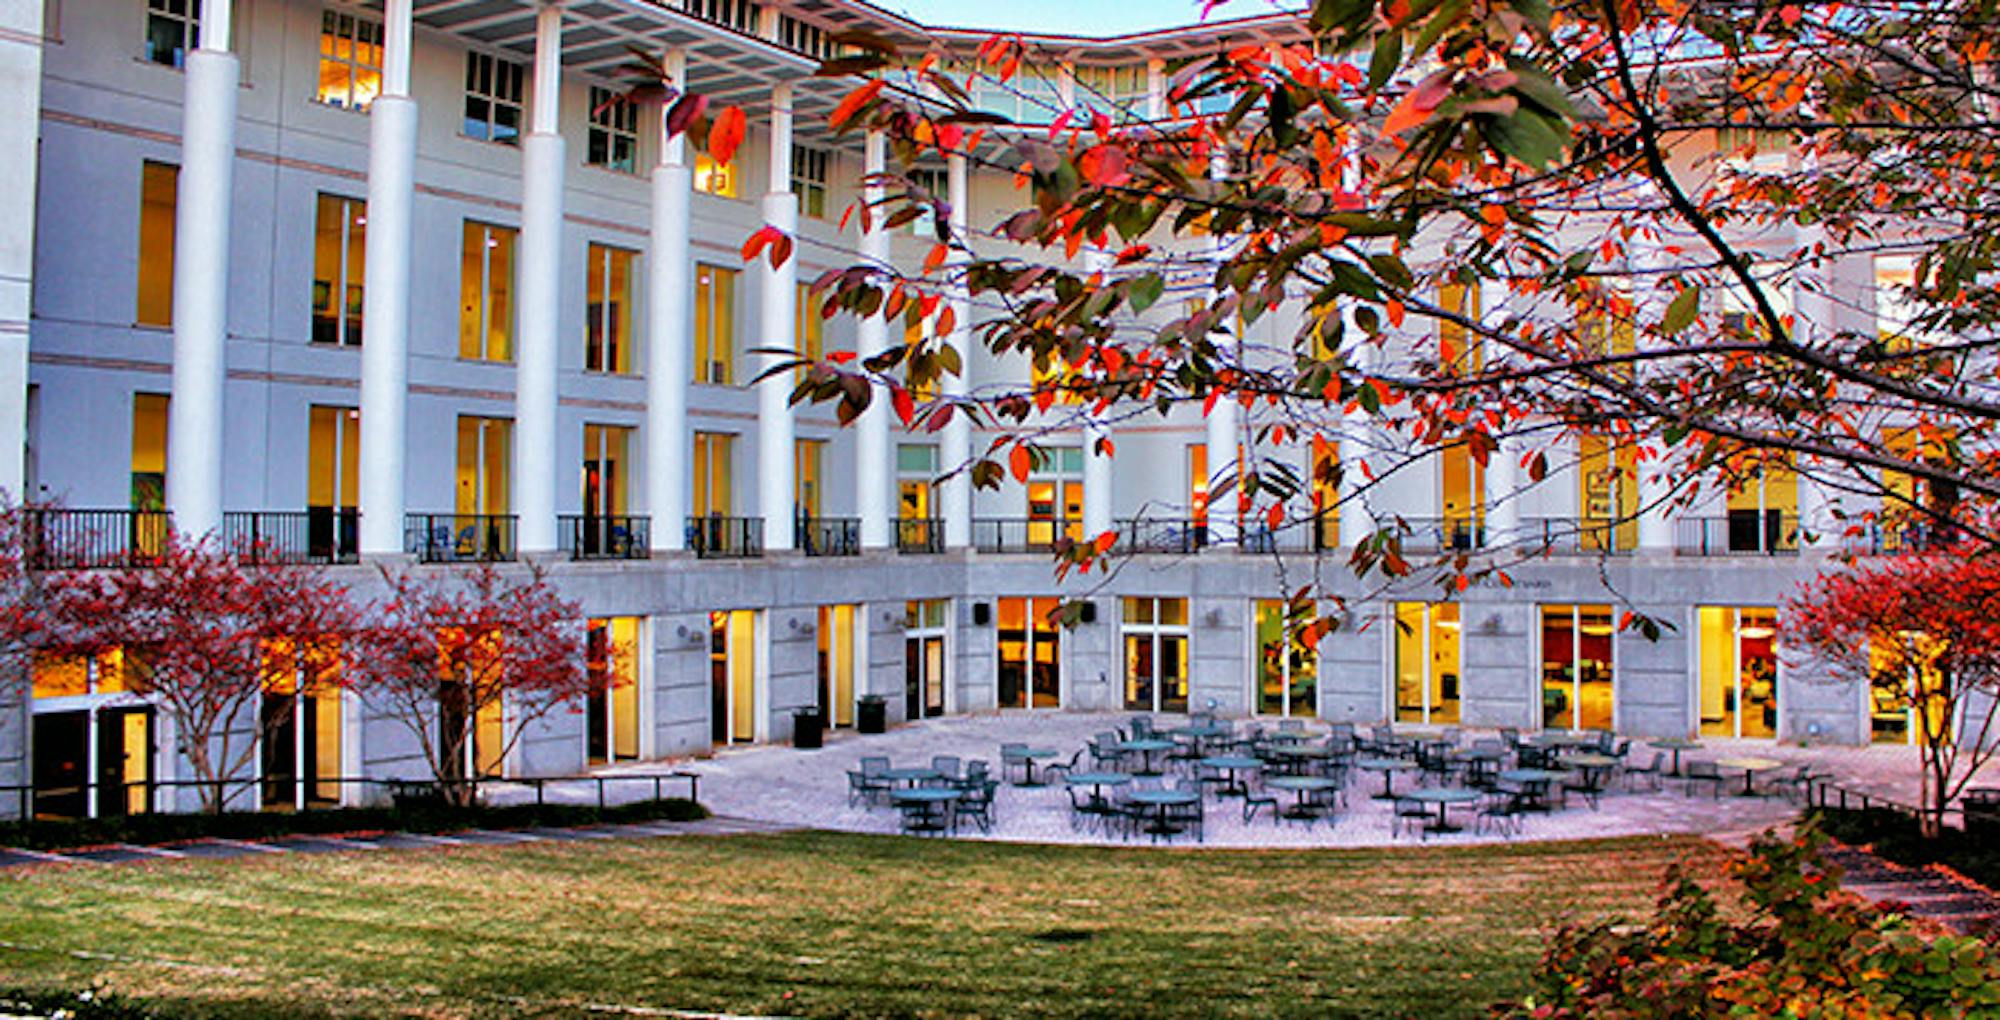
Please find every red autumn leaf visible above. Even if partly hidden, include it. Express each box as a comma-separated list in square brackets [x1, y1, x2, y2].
[665, 92, 709, 138]
[707, 105, 747, 165]
[1009, 444, 1033, 482]
[892, 385, 915, 427]
[831, 80, 886, 131]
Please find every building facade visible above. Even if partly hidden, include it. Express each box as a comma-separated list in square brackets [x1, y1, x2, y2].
[0, 0, 1928, 819]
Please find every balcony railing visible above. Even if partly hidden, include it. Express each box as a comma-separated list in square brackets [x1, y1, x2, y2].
[405, 514, 518, 563]
[559, 514, 650, 561]
[797, 517, 860, 557]
[23, 508, 173, 570]
[1397, 516, 1486, 553]
[1117, 518, 1208, 555]
[688, 516, 763, 559]
[972, 517, 1076, 554]
[1676, 513, 1799, 556]
[1519, 517, 1634, 557]
[1843, 521, 1955, 556]
[896, 517, 944, 554]
[223, 509, 360, 565]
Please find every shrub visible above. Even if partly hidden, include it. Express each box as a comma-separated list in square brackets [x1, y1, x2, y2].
[1497, 823, 2000, 1019]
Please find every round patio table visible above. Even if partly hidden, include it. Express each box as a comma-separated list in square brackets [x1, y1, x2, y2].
[1563, 753, 1620, 805]
[1407, 786, 1482, 833]
[1168, 724, 1234, 757]
[1127, 788, 1199, 838]
[1356, 757, 1416, 799]
[881, 766, 942, 787]
[1266, 775, 1340, 820]
[1649, 737, 1703, 776]
[1497, 768, 1560, 811]
[1267, 744, 1334, 776]
[1012, 747, 1060, 787]
[1717, 756, 1785, 797]
[888, 787, 961, 834]
[1533, 732, 1599, 749]
[1266, 730, 1316, 744]
[1453, 747, 1505, 786]
[1115, 739, 1176, 776]
[1199, 755, 1264, 797]
[1061, 772, 1132, 815]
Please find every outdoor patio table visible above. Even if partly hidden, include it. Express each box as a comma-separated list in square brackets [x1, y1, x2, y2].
[1356, 757, 1416, 799]
[1266, 730, 1316, 745]
[1563, 753, 1620, 806]
[1127, 788, 1199, 838]
[1649, 738, 1703, 776]
[1265, 775, 1340, 820]
[1062, 771, 1132, 815]
[1407, 787, 1482, 834]
[1169, 724, 1234, 756]
[889, 787, 961, 834]
[1452, 748, 1504, 787]
[1497, 768, 1560, 811]
[1115, 739, 1176, 776]
[1198, 755, 1264, 797]
[1013, 747, 1060, 787]
[1716, 756, 1785, 797]
[1266, 745, 1333, 776]
[880, 766, 942, 787]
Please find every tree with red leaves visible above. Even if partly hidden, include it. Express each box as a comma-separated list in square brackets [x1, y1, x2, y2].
[42, 536, 351, 813]
[1786, 552, 2000, 837]
[346, 562, 595, 806]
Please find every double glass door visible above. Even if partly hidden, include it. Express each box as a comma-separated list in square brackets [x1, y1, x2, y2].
[1541, 604, 1614, 731]
[905, 600, 948, 719]
[32, 706, 153, 819]
[996, 598, 1061, 709]
[1123, 598, 1189, 713]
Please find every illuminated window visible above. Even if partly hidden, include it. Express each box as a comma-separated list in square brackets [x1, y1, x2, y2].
[307, 405, 360, 561]
[1439, 444, 1484, 549]
[136, 161, 177, 328]
[454, 416, 512, 520]
[1438, 281, 1481, 372]
[1576, 435, 1637, 552]
[817, 605, 859, 727]
[1699, 607, 1779, 740]
[459, 222, 516, 361]
[580, 424, 630, 519]
[585, 244, 635, 374]
[1393, 602, 1460, 724]
[1874, 255, 1922, 350]
[311, 194, 366, 346]
[144, 0, 199, 67]
[1312, 440, 1340, 549]
[1028, 447, 1084, 547]
[587, 87, 640, 173]
[463, 52, 525, 146]
[587, 617, 643, 764]
[1255, 600, 1317, 717]
[995, 597, 1059, 710]
[130, 393, 169, 513]
[692, 432, 733, 517]
[694, 264, 736, 384]
[795, 438, 823, 519]
[1188, 444, 1209, 530]
[898, 443, 936, 523]
[316, 10, 383, 110]
[1541, 604, 1614, 732]
[710, 609, 758, 744]
[1725, 453, 1799, 553]
[694, 153, 738, 198]
[795, 283, 824, 381]
[903, 304, 938, 402]
[791, 147, 830, 219]
[1122, 597, 1189, 713]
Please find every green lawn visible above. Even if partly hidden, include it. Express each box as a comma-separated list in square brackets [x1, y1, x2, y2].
[0, 831, 1729, 1019]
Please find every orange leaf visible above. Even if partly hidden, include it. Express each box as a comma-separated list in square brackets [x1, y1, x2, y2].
[830, 80, 886, 132]
[1094, 531, 1117, 555]
[892, 385, 915, 427]
[1009, 444, 1033, 483]
[707, 106, 747, 166]
[923, 243, 950, 275]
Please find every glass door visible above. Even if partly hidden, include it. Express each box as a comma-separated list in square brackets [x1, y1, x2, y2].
[1540, 604, 1614, 731]
[710, 610, 758, 746]
[1123, 598, 1189, 713]
[1255, 600, 1318, 717]
[1393, 602, 1461, 724]
[587, 617, 643, 765]
[905, 600, 949, 719]
[817, 604, 858, 727]
[1699, 606, 1779, 739]
[996, 598, 1062, 709]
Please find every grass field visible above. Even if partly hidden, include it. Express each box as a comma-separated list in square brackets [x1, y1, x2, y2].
[0, 831, 1730, 1019]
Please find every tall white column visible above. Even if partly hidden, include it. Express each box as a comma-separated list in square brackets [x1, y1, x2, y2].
[1478, 281, 1519, 547]
[0, 1, 44, 502]
[164, 1, 236, 542]
[359, 0, 416, 557]
[856, 131, 893, 550]
[940, 153, 973, 548]
[1631, 217, 1676, 554]
[758, 83, 799, 550]
[1081, 247, 1114, 542]
[646, 50, 692, 553]
[1202, 150, 1238, 545]
[1337, 330, 1377, 548]
[513, 4, 564, 555]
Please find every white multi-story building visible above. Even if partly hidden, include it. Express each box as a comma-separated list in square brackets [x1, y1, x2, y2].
[0, 0, 1930, 819]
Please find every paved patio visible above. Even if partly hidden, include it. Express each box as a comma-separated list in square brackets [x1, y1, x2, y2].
[597, 712, 1957, 849]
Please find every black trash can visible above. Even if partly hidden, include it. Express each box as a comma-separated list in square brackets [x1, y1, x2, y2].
[792, 707, 824, 749]
[857, 695, 887, 735]
[1964, 788, 2000, 837]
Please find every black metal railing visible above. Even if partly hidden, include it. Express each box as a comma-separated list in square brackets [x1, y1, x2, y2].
[896, 517, 944, 554]
[404, 513, 519, 563]
[972, 516, 1076, 554]
[1519, 517, 1634, 557]
[558, 514, 650, 561]
[1675, 513, 1799, 556]
[1117, 518, 1207, 555]
[223, 509, 361, 565]
[797, 517, 860, 557]
[1397, 516, 1486, 553]
[687, 516, 763, 559]
[1843, 521, 1954, 557]
[23, 508, 173, 570]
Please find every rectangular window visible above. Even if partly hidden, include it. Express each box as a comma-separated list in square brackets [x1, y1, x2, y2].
[1122, 597, 1188, 713]
[130, 393, 169, 512]
[581, 424, 631, 519]
[1393, 602, 1460, 724]
[1439, 444, 1484, 549]
[996, 597, 1060, 710]
[316, 10, 383, 110]
[795, 438, 823, 519]
[791, 147, 830, 219]
[693, 264, 736, 384]
[585, 244, 635, 374]
[307, 405, 360, 561]
[587, 87, 640, 172]
[459, 222, 516, 362]
[1028, 447, 1084, 547]
[898, 443, 937, 522]
[1699, 607, 1779, 740]
[694, 153, 739, 198]
[1541, 604, 1614, 732]
[136, 161, 178, 328]
[463, 52, 526, 145]
[1724, 454, 1799, 553]
[1312, 440, 1340, 549]
[904, 599, 948, 719]
[908, 168, 946, 237]
[692, 432, 733, 517]
[587, 617, 643, 764]
[1438, 281, 1481, 371]
[311, 194, 366, 346]
[1188, 444, 1208, 531]
[795, 283, 825, 380]
[144, 0, 199, 67]
[454, 416, 512, 518]
[1255, 600, 1317, 717]
[1874, 254, 1921, 350]
[1576, 435, 1637, 552]
[710, 609, 759, 745]
[818, 605, 858, 727]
